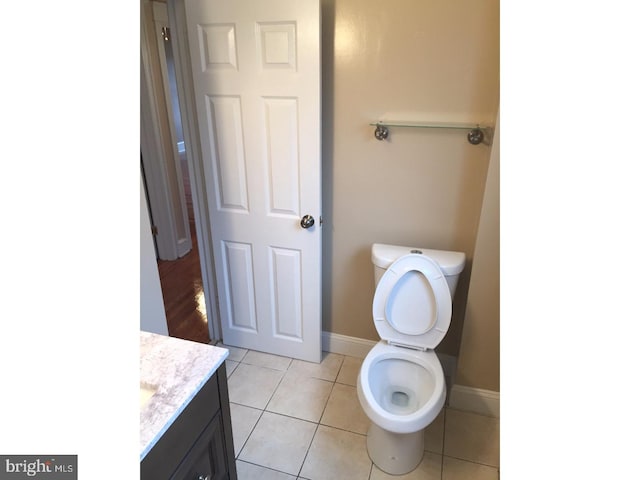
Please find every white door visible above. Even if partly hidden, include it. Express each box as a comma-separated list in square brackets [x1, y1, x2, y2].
[184, 0, 321, 362]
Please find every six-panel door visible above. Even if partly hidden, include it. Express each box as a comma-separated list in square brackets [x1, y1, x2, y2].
[185, 0, 321, 362]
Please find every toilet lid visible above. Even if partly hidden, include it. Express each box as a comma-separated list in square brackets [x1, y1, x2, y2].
[372, 254, 452, 350]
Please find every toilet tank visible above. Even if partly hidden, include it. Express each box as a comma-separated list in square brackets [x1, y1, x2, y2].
[371, 243, 466, 297]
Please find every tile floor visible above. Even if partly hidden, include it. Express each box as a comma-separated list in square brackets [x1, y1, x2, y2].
[221, 345, 499, 480]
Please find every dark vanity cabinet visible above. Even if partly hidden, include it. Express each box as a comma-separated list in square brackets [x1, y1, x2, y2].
[141, 363, 237, 480]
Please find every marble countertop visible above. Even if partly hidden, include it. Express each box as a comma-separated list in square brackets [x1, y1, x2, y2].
[140, 331, 229, 460]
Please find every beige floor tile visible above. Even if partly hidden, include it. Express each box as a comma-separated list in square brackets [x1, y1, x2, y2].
[218, 343, 248, 362]
[370, 451, 442, 480]
[300, 425, 371, 480]
[226, 360, 239, 377]
[266, 371, 333, 422]
[242, 350, 292, 371]
[288, 352, 344, 381]
[442, 456, 499, 480]
[336, 355, 363, 386]
[320, 383, 370, 434]
[424, 409, 445, 454]
[444, 408, 499, 467]
[236, 460, 297, 480]
[228, 363, 285, 409]
[239, 412, 317, 476]
[229, 402, 262, 456]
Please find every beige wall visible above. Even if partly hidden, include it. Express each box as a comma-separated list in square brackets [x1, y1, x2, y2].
[455, 114, 500, 391]
[321, 0, 500, 357]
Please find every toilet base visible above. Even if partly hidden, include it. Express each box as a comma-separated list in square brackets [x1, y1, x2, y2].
[366, 423, 424, 475]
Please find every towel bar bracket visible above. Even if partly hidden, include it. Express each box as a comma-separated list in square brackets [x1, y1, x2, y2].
[374, 124, 389, 140]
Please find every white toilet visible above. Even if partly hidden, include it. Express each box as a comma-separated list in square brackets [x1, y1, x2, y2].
[357, 243, 465, 475]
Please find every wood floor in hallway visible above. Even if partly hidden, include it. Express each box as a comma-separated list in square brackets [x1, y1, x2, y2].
[156, 154, 210, 344]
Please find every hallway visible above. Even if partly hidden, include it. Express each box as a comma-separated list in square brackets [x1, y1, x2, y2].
[156, 152, 210, 344]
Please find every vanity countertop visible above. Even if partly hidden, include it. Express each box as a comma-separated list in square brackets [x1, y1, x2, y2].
[140, 331, 229, 460]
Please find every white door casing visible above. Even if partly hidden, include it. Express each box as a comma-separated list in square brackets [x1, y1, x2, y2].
[184, 0, 321, 361]
[141, 0, 192, 261]
[152, 2, 193, 259]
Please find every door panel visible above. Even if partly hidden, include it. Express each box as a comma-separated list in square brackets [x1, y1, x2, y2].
[185, 0, 321, 361]
[264, 97, 300, 216]
[221, 241, 258, 332]
[206, 95, 249, 211]
[270, 246, 302, 339]
[197, 23, 238, 71]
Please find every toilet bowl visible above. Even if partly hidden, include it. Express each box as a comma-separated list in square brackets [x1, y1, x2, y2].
[357, 243, 465, 475]
[357, 342, 445, 435]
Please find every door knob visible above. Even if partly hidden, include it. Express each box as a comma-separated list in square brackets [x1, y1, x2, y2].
[300, 215, 315, 229]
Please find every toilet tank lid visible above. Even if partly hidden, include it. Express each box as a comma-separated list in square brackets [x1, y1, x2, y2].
[371, 243, 466, 275]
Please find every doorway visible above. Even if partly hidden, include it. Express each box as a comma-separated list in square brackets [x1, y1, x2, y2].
[152, 3, 210, 344]
[156, 194, 209, 344]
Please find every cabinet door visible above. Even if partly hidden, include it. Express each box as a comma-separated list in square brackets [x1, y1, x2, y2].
[170, 412, 229, 480]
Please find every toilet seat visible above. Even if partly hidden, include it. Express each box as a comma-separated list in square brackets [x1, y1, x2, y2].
[373, 254, 451, 351]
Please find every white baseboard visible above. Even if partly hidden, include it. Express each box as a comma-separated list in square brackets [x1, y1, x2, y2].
[322, 331, 376, 359]
[449, 384, 500, 418]
[321, 331, 457, 381]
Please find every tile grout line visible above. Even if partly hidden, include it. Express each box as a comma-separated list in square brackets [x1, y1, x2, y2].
[233, 406, 265, 460]
[229, 348, 290, 463]
[317, 420, 368, 438]
[294, 358, 343, 478]
[295, 418, 321, 478]
[317, 378, 338, 424]
[441, 453, 500, 470]
[237, 458, 298, 479]
[367, 459, 374, 480]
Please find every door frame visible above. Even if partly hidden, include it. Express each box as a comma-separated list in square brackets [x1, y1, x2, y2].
[141, 0, 220, 341]
[140, 0, 192, 261]
[150, 1, 193, 259]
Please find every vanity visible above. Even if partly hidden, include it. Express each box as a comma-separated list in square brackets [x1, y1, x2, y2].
[140, 331, 237, 480]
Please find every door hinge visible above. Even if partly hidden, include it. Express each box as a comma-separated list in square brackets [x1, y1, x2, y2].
[151, 225, 158, 236]
[161, 27, 170, 41]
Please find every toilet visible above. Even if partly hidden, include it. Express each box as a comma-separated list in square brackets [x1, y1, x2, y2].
[356, 243, 465, 475]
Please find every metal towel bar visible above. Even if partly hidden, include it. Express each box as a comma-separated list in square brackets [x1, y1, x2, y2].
[370, 121, 493, 145]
